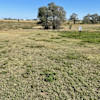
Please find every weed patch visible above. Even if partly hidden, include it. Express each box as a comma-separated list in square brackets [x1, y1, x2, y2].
[41, 69, 57, 82]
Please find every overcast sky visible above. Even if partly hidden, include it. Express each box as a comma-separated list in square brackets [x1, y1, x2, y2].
[0, 0, 100, 19]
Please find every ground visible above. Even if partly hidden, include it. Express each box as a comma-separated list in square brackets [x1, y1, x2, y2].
[0, 20, 100, 100]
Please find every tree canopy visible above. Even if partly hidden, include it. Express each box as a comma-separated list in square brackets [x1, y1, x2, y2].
[69, 13, 78, 24]
[83, 13, 100, 24]
[38, 2, 66, 29]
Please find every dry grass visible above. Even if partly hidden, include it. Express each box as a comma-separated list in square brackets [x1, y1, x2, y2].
[62, 23, 100, 32]
[0, 21, 100, 100]
[0, 20, 38, 30]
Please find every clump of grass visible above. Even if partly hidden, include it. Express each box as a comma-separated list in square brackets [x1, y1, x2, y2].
[68, 71, 74, 76]
[3, 40, 9, 43]
[63, 61, 73, 68]
[0, 71, 8, 74]
[26, 45, 44, 48]
[48, 55, 63, 62]
[30, 45, 34, 48]
[1, 50, 7, 54]
[27, 65, 32, 68]
[40, 69, 57, 82]
[50, 37, 61, 39]
[67, 54, 79, 60]
[77, 42, 86, 46]
[28, 37, 35, 40]
[53, 67, 61, 71]
[45, 75, 57, 82]
[0, 46, 4, 49]
[34, 45, 44, 48]
[22, 66, 35, 78]
[22, 68, 30, 78]
[0, 66, 7, 69]
[36, 33, 41, 35]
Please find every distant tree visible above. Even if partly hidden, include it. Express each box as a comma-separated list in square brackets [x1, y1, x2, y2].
[83, 13, 100, 24]
[90, 14, 99, 24]
[69, 13, 78, 24]
[82, 14, 91, 24]
[38, 2, 66, 29]
[99, 16, 100, 22]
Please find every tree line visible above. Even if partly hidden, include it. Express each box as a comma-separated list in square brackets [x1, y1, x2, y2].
[38, 2, 100, 29]
[69, 13, 100, 24]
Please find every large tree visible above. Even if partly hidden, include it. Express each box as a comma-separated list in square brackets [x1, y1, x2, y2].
[38, 2, 66, 29]
[83, 13, 100, 24]
[69, 13, 78, 24]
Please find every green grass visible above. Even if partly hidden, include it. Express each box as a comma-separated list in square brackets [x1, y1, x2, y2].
[0, 29, 100, 100]
[59, 31, 100, 44]
[40, 69, 57, 82]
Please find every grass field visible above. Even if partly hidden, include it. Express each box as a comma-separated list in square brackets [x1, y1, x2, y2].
[0, 20, 100, 100]
[0, 20, 38, 30]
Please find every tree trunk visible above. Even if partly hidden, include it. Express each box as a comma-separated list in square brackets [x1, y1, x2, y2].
[53, 25, 56, 29]
[52, 13, 55, 29]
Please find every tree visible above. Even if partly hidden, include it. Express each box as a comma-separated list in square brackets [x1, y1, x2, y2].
[69, 13, 78, 24]
[38, 2, 66, 29]
[98, 16, 100, 22]
[90, 14, 99, 24]
[83, 13, 100, 24]
[38, 6, 49, 29]
[82, 14, 91, 24]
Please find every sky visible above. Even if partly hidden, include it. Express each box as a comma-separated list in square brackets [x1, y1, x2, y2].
[0, 0, 100, 20]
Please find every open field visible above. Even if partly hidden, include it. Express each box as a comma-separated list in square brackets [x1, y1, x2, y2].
[0, 20, 39, 30]
[62, 23, 100, 32]
[1, 20, 100, 31]
[0, 21, 100, 99]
